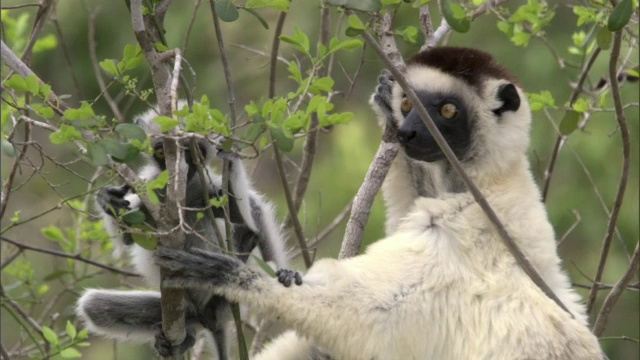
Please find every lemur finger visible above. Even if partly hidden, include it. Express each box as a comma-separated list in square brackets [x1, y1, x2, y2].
[275, 269, 303, 287]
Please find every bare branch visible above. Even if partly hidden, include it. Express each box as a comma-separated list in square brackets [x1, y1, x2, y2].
[586, 31, 631, 315]
[340, 11, 402, 259]
[20, 0, 54, 64]
[0, 237, 140, 277]
[0, 122, 31, 221]
[592, 242, 640, 337]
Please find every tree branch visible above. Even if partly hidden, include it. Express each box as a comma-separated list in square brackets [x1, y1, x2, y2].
[586, 31, 631, 315]
[0, 237, 140, 277]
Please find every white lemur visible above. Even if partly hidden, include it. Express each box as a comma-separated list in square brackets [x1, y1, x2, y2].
[75, 104, 292, 359]
[154, 47, 603, 359]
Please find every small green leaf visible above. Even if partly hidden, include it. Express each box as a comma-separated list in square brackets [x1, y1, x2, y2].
[441, 0, 471, 33]
[210, 195, 228, 208]
[252, 255, 276, 277]
[77, 329, 89, 340]
[245, 0, 290, 12]
[607, 0, 632, 31]
[244, 123, 265, 142]
[121, 209, 146, 225]
[60, 347, 82, 358]
[25, 75, 40, 95]
[270, 128, 294, 152]
[330, 39, 363, 52]
[42, 326, 59, 345]
[153, 116, 181, 133]
[596, 27, 612, 50]
[116, 123, 147, 141]
[99, 59, 119, 76]
[346, 14, 365, 37]
[33, 34, 58, 53]
[10, 211, 21, 223]
[42, 226, 66, 242]
[131, 232, 158, 250]
[215, 0, 240, 22]
[572, 98, 590, 113]
[321, 112, 353, 127]
[242, 8, 269, 29]
[49, 124, 83, 144]
[87, 142, 109, 166]
[1, 139, 16, 157]
[37, 284, 49, 295]
[43, 270, 69, 281]
[153, 42, 169, 52]
[4, 75, 28, 92]
[66, 320, 77, 340]
[32, 104, 55, 119]
[147, 170, 169, 205]
[326, 0, 381, 11]
[63, 102, 95, 121]
[559, 111, 581, 135]
[196, 212, 204, 221]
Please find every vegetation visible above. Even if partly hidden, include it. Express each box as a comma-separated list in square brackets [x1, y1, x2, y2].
[1, 0, 638, 359]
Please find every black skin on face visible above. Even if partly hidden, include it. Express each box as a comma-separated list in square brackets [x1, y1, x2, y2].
[152, 139, 208, 181]
[397, 91, 472, 163]
[397, 84, 520, 163]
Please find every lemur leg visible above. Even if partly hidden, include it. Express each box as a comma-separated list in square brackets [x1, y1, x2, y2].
[196, 295, 231, 360]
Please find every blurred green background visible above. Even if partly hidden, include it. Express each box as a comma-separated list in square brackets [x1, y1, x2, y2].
[1, 0, 638, 359]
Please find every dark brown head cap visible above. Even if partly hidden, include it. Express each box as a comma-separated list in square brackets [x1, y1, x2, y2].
[407, 47, 518, 89]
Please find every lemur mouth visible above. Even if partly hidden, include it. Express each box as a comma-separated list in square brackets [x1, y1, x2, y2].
[402, 143, 443, 163]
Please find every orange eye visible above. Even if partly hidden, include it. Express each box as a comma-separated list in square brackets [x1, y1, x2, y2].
[400, 96, 412, 114]
[440, 103, 457, 119]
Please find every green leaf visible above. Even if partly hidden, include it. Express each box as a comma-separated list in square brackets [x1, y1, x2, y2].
[99, 59, 119, 76]
[280, 27, 310, 54]
[326, 0, 381, 11]
[270, 128, 294, 152]
[1, 139, 16, 157]
[131, 232, 158, 250]
[242, 8, 269, 29]
[287, 61, 303, 84]
[346, 14, 365, 37]
[49, 125, 83, 144]
[245, 0, 290, 12]
[607, 0, 632, 31]
[33, 33, 58, 53]
[42, 326, 59, 345]
[251, 255, 276, 277]
[244, 123, 265, 142]
[209, 195, 228, 208]
[60, 348, 82, 358]
[87, 142, 109, 166]
[121, 209, 146, 225]
[572, 98, 590, 113]
[32, 104, 55, 119]
[397, 26, 419, 44]
[153, 115, 181, 133]
[511, 31, 531, 47]
[66, 320, 77, 340]
[215, 0, 240, 22]
[309, 77, 334, 94]
[559, 111, 581, 135]
[330, 38, 363, 52]
[441, 0, 470, 33]
[4, 75, 28, 92]
[321, 112, 353, 127]
[63, 102, 95, 121]
[25, 75, 40, 95]
[43, 270, 69, 281]
[146, 170, 168, 205]
[116, 123, 147, 141]
[153, 42, 169, 52]
[42, 226, 66, 242]
[527, 90, 555, 112]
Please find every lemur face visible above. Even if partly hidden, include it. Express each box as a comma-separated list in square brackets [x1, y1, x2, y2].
[391, 47, 523, 164]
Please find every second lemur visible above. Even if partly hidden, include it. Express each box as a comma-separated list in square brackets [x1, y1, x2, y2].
[154, 47, 602, 359]
[75, 104, 290, 359]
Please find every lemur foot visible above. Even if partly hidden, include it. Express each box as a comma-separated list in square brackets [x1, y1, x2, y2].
[154, 325, 196, 357]
[96, 184, 132, 217]
[276, 269, 303, 287]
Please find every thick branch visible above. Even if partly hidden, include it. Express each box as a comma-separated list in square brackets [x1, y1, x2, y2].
[339, 12, 402, 259]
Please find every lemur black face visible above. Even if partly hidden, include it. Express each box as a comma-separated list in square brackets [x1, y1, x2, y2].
[397, 91, 472, 163]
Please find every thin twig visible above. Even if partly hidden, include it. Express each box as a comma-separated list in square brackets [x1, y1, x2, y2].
[586, 31, 631, 315]
[592, 242, 640, 337]
[354, 13, 572, 317]
[208, 2, 248, 357]
[0, 236, 140, 277]
[20, 0, 53, 65]
[0, 122, 31, 222]
[88, 10, 124, 122]
[542, 47, 601, 202]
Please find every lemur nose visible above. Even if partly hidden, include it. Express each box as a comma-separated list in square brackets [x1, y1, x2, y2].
[397, 129, 416, 145]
